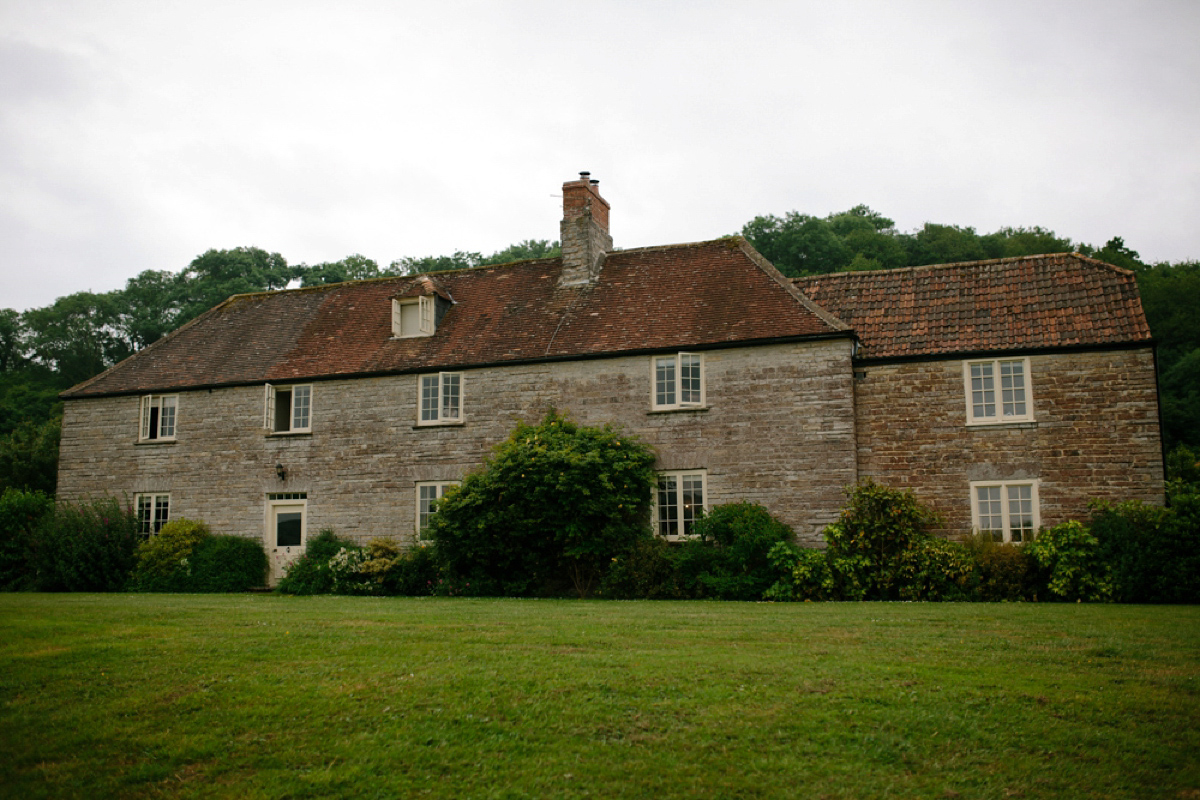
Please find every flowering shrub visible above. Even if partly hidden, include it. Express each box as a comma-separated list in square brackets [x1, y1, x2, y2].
[275, 529, 356, 595]
[34, 496, 140, 592]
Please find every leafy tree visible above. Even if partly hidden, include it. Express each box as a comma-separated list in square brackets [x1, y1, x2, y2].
[390, 251, 483, 276]
[0, 414, 61, 494]
[114, 270, 183, 351]
[428, 410, 657, 597]
[298, 254, 386, 287]
[741, 213, 852, 276]
[980, 226, 1075, 259]
[22, 291, 129, 386]
[175, 247, 295, 320]
[478, 239, 560, 265]
[0, 309, 28, 373]
[903, 223, 988, 266]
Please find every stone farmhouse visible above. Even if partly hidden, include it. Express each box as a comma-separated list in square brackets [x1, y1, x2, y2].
[57, 174, 1163, 581]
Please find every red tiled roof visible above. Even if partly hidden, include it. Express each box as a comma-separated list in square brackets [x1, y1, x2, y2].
[794, 253, 1153, 361]
[65, 237, 847, 397]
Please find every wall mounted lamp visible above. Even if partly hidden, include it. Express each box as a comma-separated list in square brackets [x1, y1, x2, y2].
[275, 463, 287, 481]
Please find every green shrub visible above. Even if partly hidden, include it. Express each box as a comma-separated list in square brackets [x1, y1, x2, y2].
[130, 518, 211, 591]
[1089, 500, 1200, 603]
[674, 502, 795, 600]
[34, 496, 140, 592]
[187, 535, 268, 592]
[1026, 520, 1113, 602]
[275, 529, 358, 595]
[599, 536, 684, 599]
[825, 480, 941, 600]
[963, 534, 1035, 601]
[764, 542, 836, 601]
[429, 410, 657, 597]
[380, 543, 441, 596]
[0, 488, 54, 590]
[895, 538, 977, 601]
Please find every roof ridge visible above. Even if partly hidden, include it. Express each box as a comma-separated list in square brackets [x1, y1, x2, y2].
[793, 252, 1107, 284]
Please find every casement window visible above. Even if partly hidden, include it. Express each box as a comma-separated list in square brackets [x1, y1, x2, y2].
[656, 470, 707, 540]
[418, 372, 462, 425]
[135, 493, 170, 537]
[139, 394, 177, 441]
[416, 481, 459, 537]
[964, 358, 1033, 425]
[970, 481, 1040, 543]
[652, 352, 705, 410]
[264, 384, 312, 433]
[392, 296, 436, 338]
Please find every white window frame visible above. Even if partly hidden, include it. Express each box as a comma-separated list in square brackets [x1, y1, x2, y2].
[264, 383, 313, 434]
[970, 480, 1040, 543]
[416, 481, 460, 538]
[417, 372, 463, 425]
[652, 352, 705, 411]
[964, 358, 1034, 425]
[135, 492, 170, 537]
[655, 470, 707, 541]
[392, 296, 436, 338]
[139, 394, 178, 441]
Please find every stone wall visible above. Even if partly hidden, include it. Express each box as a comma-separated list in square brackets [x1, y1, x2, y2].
[853, 347, 1164, 535]
[58, 338, 858, 550]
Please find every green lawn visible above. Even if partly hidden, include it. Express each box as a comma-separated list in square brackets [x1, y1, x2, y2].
[1, 596, 1197, 799]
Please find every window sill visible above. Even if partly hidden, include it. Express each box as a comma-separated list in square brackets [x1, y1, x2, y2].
[966, 420, 1038, 430]
[266, 431, 313, 438]
[135, 439, 177, 446]
[648, 406, 709, 415]
[413, 420, 466, 429]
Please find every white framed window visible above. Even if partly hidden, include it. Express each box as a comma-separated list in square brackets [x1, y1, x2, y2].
[418, 372, 462, 425]
[135, 493, 170, 537]
[656, 470, 707, 540]
[970, 480, 1040, 543]
[264, 384, 312, 433]
[416, 481, 459, 537]
[652, 352, 705, 410]
[139, 394, 178, 441]
[964, 358, 1033, 425]
[392, 296, 436, 338]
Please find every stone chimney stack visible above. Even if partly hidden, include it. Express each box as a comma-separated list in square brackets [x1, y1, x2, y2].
[559, 171, 612, 287]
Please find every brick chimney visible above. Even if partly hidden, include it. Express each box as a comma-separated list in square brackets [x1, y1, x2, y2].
[559, 171, 612, 287]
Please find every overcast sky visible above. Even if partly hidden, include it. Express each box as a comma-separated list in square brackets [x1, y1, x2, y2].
[2, 0, 1198, 312]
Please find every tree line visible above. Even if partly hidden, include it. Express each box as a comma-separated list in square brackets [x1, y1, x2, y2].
[1, 209, 1195, 495]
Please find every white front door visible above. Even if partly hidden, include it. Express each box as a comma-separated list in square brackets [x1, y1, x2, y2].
[266, 500, 307, 585]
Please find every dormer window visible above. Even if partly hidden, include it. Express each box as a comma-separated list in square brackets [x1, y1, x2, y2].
[392, 296, 436, 338]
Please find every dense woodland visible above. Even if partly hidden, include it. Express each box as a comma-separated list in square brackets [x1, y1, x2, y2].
[1, 208, 1195, 495]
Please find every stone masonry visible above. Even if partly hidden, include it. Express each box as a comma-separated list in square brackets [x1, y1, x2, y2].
[853, 347, 1164, 534]
[58, 338, 859, 550]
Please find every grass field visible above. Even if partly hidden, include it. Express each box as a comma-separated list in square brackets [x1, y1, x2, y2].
[1, 595, 1198, 799]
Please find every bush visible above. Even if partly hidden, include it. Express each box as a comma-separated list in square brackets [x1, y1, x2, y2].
[895, 538, 977, 601]
[1026, 520, 1113, 602]
[130, 520, 268, 593]
[186, 535, 268, 592]
[1089, 500, 1200, 603]
[130, 518, 211, 591]
[428, 410, 657, 597]
[674, 502, 795, 600]
[275, 529, 358, 595]
[963, 534, 1035, 601]
[34, 496, 140, 592]
[0, 488, 54, 590]
[764, 542, 835, 601]
[380, 543, 441, 596]
[599, 536, 684, 599]
[825, 480, 941, 600]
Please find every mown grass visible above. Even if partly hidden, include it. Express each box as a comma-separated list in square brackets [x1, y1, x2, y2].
[1, 596, 1197, 799]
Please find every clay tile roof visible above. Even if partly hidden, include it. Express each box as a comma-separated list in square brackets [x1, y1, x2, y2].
[794, 253, 1152, 361]
[65, 237, 848, 397]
